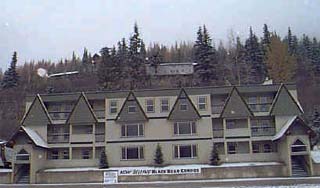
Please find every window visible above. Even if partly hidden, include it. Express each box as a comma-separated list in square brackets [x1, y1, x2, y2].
[128, 105, 137, 113]
[252, 143, 260, 153]
[109, 100, 118, 114]
[174, 145, 197, 158]
[227, 142, 236, 154]
[62, 149, 69, 159]
[82, 149, 91, 159]
[161, 98, 169, 112]
[50, 150, 59, 160]
[146, 99, 155, 113]
[179, 99, 188, 111]
[226, 120, 236, 129]
[121, 124, 144, 137]
[72, 125, 93, 134]
[263, 144, 272, 153]
[198, 96, 207, 110]
[174, 122, 196, 135]
[247, 96, 272, 112]
[121, 146, 144, 160]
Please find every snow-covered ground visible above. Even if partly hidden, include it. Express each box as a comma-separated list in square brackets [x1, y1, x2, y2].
[229, 185, 320, 188]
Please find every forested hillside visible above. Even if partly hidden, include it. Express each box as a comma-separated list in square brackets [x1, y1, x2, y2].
[0, 23, 319, 139]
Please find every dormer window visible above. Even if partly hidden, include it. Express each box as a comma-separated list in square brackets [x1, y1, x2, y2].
[146, 99, 155, 113]
[198, 96, 207, 110]
[109, 100, 118, 114]
[128, 105, 137, 113]
[179, 99, 188, 111]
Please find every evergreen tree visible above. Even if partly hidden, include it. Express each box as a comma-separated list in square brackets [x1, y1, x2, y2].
[244, 27, 266, 83]
[235, 36, 249, 85]
[81, 48, 92, 73]
[99, 150, 109, 169]
[129, 22, 142, 56]
[311, 110, 320, 148]
[154, 144, 164, 166]
[210, 143, 220, 165]
[265, 35, 297, 83]
[261, 24, 271, 56]
[1, 51, 19, 89]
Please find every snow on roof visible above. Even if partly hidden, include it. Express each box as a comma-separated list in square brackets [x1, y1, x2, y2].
[21, 126, 48, 148]
[43, 162, 282, 172]
[272, 116, 297, 141]
[48, 71, 79, 78]
[311, 150, 320, 163]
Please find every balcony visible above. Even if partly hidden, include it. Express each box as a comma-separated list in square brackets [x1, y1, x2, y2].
[48, 112, 70, 120]
[48, 133, 70, 143]
[213, 129, 224, 138]
[225, 128, 250, 137]
[70, 134, 93, 143]
[251, 127, 275, 137]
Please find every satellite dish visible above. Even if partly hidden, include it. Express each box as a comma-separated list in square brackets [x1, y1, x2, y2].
[37, 68, 48, 78]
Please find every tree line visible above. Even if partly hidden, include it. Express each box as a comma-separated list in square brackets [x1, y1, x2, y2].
[0, 23, 320, 139]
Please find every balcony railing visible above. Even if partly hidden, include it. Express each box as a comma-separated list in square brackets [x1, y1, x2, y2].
[213, 129, 224, 138]
[94, 110, 105, 119]
[291, 145, 307, 153]
[248, 104, 272, 112]
[251, 126, 275, 137]
[48, 133, 70, 143]
[48, 112, 70, 120]
[95, 133, 105, 142]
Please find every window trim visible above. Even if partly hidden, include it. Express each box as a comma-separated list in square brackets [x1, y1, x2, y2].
[173, 144, 198, 159]
[174, 121, 196, 135]
[160, 98, 170, 113]
[197, 96, 207, 111]
[109, 100, 118, 114]
[145, 99, 155, 113]
[121, 123, 144, 137]
[121, 146, 144, 160]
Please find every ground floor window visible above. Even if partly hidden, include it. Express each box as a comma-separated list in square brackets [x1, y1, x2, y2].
[121, 146, 144, 160]
[252, 141, 277, 153]
[174, 144, 197, 159]
[174, 122, 196, 135]
[47, 148, 69, 160]
[72, 147, 92, 160]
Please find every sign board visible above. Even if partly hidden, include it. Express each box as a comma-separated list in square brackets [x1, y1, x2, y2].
[104, 171, 118, 184]
[118, 166, 201, 176]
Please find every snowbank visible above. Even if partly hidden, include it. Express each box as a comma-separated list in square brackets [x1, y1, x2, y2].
[311, 150, 320, 163]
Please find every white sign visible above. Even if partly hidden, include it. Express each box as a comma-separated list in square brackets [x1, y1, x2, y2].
[104, 171, 118, 184]
[118, 167, 201, 176]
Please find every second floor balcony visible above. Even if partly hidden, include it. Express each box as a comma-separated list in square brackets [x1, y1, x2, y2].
[251, 126, 275, 137]
[48, 133, 70, 144]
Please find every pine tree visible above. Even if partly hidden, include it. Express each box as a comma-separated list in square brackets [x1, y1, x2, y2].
[129, 22, 142, 56]
[81, 48, 92, 73]
[1, 51, 19, 89]
[99, 150, 109, 169]
[261, 24, 271, 56]
[210, 143, 220, 165]
[244, 27, 266, 83]
[265, 35, 297, 83]
[154, 144, 164, 166]
[311, 110, 320, 148]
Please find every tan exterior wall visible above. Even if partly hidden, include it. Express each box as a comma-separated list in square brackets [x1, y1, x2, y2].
[0, 172, 11, 184]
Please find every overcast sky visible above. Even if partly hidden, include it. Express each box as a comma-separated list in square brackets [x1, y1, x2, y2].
[0, 0, 319, 70]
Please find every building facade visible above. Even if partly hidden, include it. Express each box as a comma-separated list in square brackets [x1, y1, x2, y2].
[7, 84, 316, 183]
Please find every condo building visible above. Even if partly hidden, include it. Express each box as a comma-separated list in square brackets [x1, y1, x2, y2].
[3, 83, 318, 184]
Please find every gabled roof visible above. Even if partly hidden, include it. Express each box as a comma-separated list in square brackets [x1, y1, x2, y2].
[269, 84, 303, 116]
[167, 88, 201, 121]
[115, 91, 148, 122]
[10, 126, 48, 149]
[272, 116, 313, 141]
[220, 87, 253, 118]
[20, 94, 52, 125]
[66, 92, 98, 124]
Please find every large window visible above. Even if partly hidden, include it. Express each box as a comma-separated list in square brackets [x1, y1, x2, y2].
[47, 149, 69, 160]
[174, 122, 196, 135]
[247, 96, 273, 112]
[198, 96, 207, 110]
[251, 118, 275, 137]
[109, 100, 118, 114]
[121, 146, 144, 160]
[72, 125, 93, 134]
[252, 141, 277, 153]
[146, 99, 155, 113]
[226, 119, 248, 129]
[82, 149, 91, 159]
[128, 105, 137, 113]
[227, 142, 250, 154]
[121, 124, 144, 137]
[174, 145, 197, 158]
[160, 98, 169, 112]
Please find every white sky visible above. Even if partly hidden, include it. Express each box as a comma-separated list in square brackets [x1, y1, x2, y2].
[0, 0, 319, 70]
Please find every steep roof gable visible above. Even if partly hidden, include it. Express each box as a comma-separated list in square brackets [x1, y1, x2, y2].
[270, 84, 303, 116]
[168, 88, 201, 121]
[220, 87, 253, 118]
[66, 92, 97, 124]
[21, 94, 52, 126]
[115, 91, 148, 123]
[10, 126, 48, 148]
